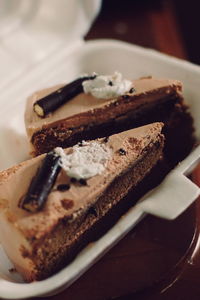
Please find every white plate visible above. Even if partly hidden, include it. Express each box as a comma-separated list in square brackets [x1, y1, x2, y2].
[0, 39, 200, 299]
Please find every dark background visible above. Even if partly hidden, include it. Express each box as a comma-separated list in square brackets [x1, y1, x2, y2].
[86, 0, 200, 64]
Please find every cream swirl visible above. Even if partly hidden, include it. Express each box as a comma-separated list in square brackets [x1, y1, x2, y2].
[54, 141, 112, 180]
[82, 72, 133, 99]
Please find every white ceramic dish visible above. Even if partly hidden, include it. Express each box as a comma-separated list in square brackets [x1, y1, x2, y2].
[0, 38, 200, 299]
[0, 1, 200, 299]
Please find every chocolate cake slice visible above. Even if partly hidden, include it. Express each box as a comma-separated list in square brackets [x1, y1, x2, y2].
[0, 123, 164, 281]
[25, 74, 194, 165]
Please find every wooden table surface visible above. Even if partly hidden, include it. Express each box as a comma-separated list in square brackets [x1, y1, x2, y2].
[36, 1, 200, 299]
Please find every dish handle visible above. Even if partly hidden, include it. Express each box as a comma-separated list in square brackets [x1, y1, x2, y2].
[138, 170, 200, 220]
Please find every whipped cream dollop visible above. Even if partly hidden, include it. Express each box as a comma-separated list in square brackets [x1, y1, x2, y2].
[54, 141, 112, 180]
[82, 72, 133, 99]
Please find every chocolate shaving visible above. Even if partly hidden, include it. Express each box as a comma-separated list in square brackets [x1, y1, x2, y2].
[57, 184, 70, 191]
[88, 206, 98, 218]
[79, 178, 87, 186]
[129, 87, 136, 93]
[33, 75, 96, 117]
[78, 141, 84, 147]
[122, 94, 130, 100]
[70, 177, 77, 183]
[103, 136, 109, 143]
[19, 151, 61, 213]
[118, 148, 127, 155]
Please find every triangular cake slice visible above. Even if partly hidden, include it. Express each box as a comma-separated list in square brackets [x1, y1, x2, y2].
[0, 123, 164, 281]
[25, 75, 193, 164]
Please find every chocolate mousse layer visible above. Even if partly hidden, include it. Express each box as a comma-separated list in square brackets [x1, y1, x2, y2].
[0, 123, 164, 281]
[25, 77, 194, 165]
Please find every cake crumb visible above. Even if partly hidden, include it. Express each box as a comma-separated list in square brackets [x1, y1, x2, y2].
[61, 199, 74, 210]
[9, 267, 17, 273]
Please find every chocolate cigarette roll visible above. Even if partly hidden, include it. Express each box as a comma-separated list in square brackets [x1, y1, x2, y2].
[20, 151, 61, 212]
[33, 75, 96, 117]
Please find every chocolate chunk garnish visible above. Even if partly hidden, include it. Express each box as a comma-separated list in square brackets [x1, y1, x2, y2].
[19, 151, 61, 213]
[108, 80, 113, 86]
[33, 75, 96, 117]
[79, 178, 87, 186]
[119, 148, 127, 155]
[57, 184, 70, 191]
